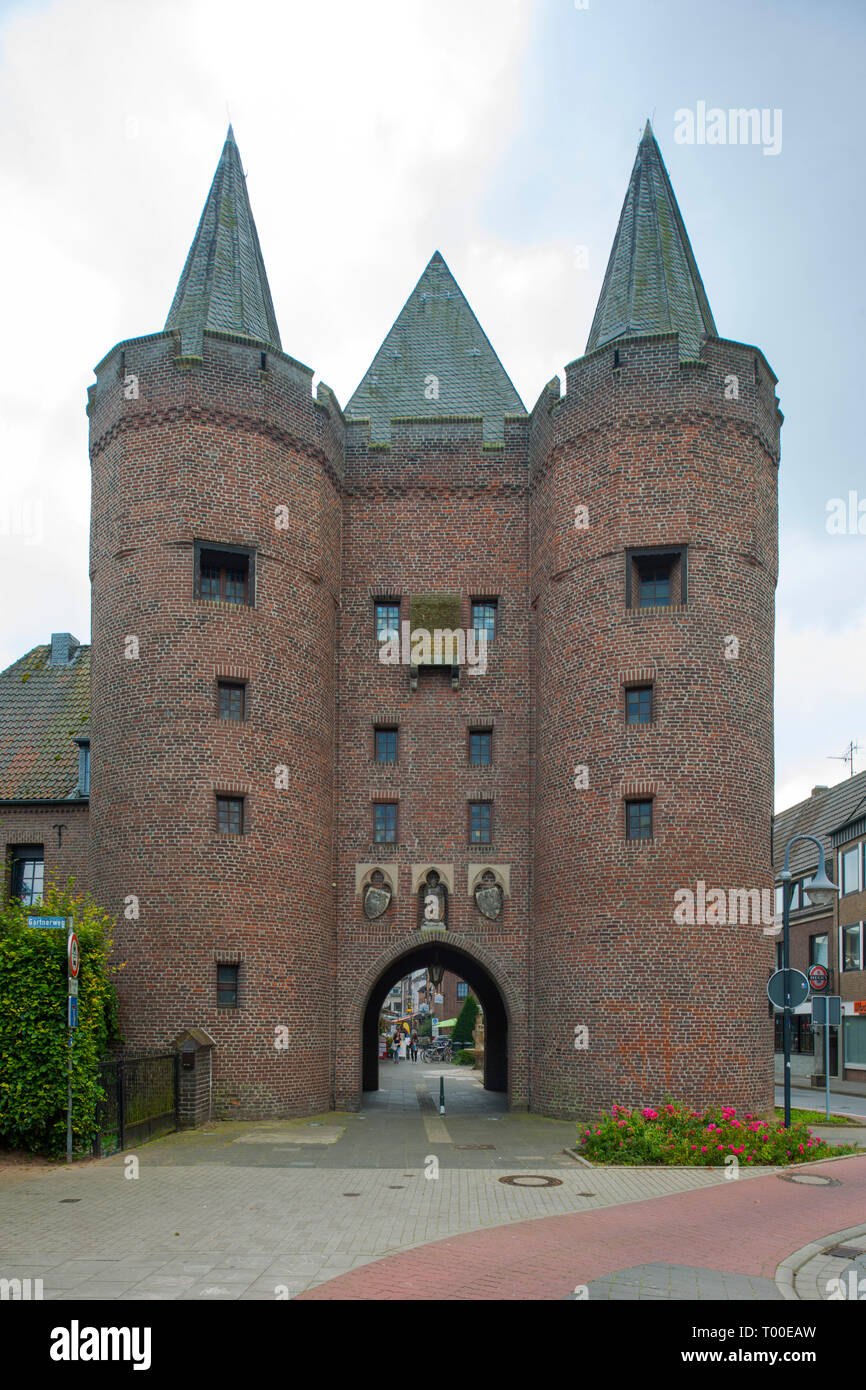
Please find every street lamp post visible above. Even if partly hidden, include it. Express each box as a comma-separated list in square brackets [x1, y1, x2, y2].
[777, 833, 839, 1129]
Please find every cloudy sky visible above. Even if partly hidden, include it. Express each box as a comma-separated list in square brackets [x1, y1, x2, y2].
[1, 0, 863, 810]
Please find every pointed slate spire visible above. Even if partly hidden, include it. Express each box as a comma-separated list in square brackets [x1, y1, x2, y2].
[586, 121, 717, 361]
[165, 127, 281, 357]
[346, 251, 525, 443]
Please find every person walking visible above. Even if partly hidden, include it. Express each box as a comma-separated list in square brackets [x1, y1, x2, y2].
[409, 1030, 419, 1062]
[392, 1030, 402, 1063]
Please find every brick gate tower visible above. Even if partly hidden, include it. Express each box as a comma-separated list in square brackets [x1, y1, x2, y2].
[68, 119, 782, 1121]
[529, 123, 781, 1115]
[87, 129, 342, 1115]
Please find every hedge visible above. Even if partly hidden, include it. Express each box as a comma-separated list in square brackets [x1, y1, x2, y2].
[0, 882, 122, 1157]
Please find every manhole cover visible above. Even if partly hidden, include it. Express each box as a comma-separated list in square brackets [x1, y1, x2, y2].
[499, 1174, 562, 1188]
[454, 1144, 495, 1150]
[777, 1171, 841, 1187]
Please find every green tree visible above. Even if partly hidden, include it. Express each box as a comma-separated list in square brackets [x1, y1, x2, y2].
[0, 881, 122, 1157]
[452, 994, 479, 1050]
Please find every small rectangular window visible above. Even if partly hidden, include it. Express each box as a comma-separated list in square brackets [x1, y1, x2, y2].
[469, 730, 492, 765]
[626, 547, 686, 609]
[375, 728, 398, 763]
[374, 803, 398, 843]
[217, 796, 244, 835]
[217, 964, 239, 1008]
[218, 683, 246, 721]
[809, 933, 829, 968]
[375, 601, 401, 641]
[625, 686, 653, 724]
[469, 802, 492, 844]
[841, 846, 861, 895]
[457, 982, 468, 998]
[75, 739, 90, 795]
[10, 845, 44, 904]
[471, 600, 497, 641]
[626, 799, 653, 840]
[843, 922, 864, 972]
[196, 544, 254, 606]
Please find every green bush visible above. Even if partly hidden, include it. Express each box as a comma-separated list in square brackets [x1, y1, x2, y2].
[454, 1050, 475, 1066]
[418, 1016, 433, 1038]
[578, 1101, 860, 1167]
[452, 995, 479, 1049]
[0, 882, 122, 1157]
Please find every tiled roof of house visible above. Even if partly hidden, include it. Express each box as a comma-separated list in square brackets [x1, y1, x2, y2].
[165, 126, 282, 358]
[773, 769, 866, 877]
[0, 640, 90, 800]
[586, 120, 718, 362]
[345, 251, 526, 444]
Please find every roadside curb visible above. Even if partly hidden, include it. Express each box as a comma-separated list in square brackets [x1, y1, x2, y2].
[775, 1222, 866, 1301]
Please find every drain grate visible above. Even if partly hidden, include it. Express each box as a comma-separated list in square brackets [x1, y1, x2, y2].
[499, 1174, 562, 1188]
[59, 1198, 81, 1203]
[826, 1245, 866, 1259]
[342, 1192, 361, 1197]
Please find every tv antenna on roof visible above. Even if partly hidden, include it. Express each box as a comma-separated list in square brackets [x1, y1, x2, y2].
[828, 740, 863, 777]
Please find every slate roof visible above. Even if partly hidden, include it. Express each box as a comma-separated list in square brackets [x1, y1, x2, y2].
[773, 770, 866, 877]
[164, 126, 282, 358]
[0, 643, 90, 800]
[586, 121, 718, 362]
[345, 251, 526, 444]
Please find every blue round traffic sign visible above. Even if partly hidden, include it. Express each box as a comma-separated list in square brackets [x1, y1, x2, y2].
[767, 968, 809, 1010]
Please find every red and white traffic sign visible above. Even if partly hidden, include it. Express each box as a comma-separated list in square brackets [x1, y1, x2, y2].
[68, 932, 80, 979]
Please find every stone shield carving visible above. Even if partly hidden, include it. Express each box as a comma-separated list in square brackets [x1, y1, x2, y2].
[363, 874, 392, 920]
[474, 872, 504, 921]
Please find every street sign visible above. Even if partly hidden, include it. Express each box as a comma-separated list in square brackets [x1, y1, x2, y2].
[808, 963, 829, 992]
[26, 915, 66, 929]
[68, 978, 78, 998]
[67, 933, 80, 979]
[767, 968, 810, 1010]
[813, 995, 842, 1027]
[68, 996, 78, 1029]
[854, 1001, 866, 1015]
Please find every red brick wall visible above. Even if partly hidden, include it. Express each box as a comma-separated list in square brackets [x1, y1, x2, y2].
[333, 416, 531, 1108]
[83, 322, 781, 1121]
[1, 805, 90, 900]
[88, 331, 342, 1116]
[530, 333, 781, 1115]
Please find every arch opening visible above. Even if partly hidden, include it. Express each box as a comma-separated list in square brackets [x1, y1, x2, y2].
[361, 942, 508, 1097]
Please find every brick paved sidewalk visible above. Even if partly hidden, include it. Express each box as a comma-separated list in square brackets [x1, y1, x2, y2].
[299, 1153, 866, 1300]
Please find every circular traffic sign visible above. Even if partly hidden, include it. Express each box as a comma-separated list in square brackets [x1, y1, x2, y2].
[68, 932, 80, 979]
[808, 963, 829, 992]
[767, 967, 809, 1010]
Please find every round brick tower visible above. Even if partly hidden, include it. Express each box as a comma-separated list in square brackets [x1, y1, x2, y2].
[87, 130, 342, 1116]
[530, 124, 782, 1118]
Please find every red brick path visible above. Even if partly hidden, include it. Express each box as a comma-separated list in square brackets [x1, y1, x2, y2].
[299, 1155, 866, 1299]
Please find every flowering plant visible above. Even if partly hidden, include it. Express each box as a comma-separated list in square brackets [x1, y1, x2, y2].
[578, 1101, 857, 1168]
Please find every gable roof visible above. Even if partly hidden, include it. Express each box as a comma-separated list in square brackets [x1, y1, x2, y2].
[586, 121, 718, 362]
[773, 769, 866, 877]
[345, 251, 526, 444]
[165, 126, 282, 358]
[0, 643, 90, 801]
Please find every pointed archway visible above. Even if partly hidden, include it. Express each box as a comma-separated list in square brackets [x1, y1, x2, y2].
[361, 938, 508, 1096]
